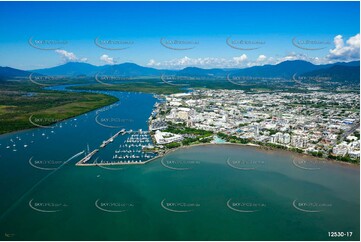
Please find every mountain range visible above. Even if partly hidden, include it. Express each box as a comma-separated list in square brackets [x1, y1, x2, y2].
[0, 60, 359, 82]
[0, 66, 34, 79]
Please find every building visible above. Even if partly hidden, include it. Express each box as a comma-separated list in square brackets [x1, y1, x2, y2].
[332, 143, 348, 156]
[291, 136, 308, 148]
[283, 133, 291, 144]
[154, 130, 183, 144]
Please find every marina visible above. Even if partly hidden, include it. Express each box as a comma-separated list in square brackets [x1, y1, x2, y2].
[76, 129, 158, 166]
[0, 84, 359, 241]
[0, 2, 359, 240]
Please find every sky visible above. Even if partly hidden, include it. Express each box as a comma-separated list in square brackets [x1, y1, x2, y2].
[0, 1, 359, 70]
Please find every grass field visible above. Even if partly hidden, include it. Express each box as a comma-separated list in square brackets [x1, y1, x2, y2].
[70, 80, 184, 94]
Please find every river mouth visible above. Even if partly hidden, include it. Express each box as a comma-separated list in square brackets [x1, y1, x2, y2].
[0, 85, 359, 241]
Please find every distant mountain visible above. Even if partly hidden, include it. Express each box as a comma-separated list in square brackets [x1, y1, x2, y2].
[230, 60, 320, 78]
[325, 60, 360, 67]
[31, 62, 99, 76]
[31, 62, 171, 77]
[302, 64, 360, 82]
[347, 61, 360, 67]
[176, 67, 226, 77]
[99, 63, 164, 76]
[0, 66, 32, 79]
[6, 60, 358, 83]
[174, 60, 357, 79]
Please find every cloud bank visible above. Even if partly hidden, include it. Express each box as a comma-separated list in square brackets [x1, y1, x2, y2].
[100, 54, 116, 64]
[55, 50, 87, 63]
[147, 34, 360, 69]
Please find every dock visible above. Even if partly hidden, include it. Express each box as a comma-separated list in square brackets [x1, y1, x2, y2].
[76, 149, 99, 165]
[76, 128, 155, 166]
[100, 129, 126, 148]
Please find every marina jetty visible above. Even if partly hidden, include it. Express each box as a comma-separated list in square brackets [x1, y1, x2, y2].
[76, 129, 158, 166]
[77, 149, 99, 165]
[76, 129, 126, 166]
[100, 129, 125, 148]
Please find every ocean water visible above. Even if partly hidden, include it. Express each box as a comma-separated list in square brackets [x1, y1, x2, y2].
[0, 87, 359, 241]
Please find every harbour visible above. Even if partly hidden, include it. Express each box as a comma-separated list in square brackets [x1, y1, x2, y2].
[75, 127, 158, 166]
[0, 85, 359, 240]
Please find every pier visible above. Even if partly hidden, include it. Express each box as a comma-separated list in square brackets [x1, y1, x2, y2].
[76, 149, 99, 165]
[100, 129, 126, 148]
[76, 129, 155, 166]
[76, 154, 161, 167]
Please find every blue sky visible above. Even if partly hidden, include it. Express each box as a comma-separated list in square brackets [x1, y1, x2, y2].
[0, 1, 359, 70]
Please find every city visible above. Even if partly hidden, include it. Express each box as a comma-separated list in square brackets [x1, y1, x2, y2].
[150, 89, 360, 162]
[0, 1, 359, 241]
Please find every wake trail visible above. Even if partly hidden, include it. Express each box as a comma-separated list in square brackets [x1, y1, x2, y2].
[0, 150, 84, 222]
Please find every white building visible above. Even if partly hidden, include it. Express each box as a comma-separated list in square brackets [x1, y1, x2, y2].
[154, 130, 183, 144]
[291, 136, 308, 148]
[332, 143, 348, 156]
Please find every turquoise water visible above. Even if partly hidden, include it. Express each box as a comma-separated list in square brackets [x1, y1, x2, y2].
[0, 86, 359, 240]
[213, 136, 226, 143]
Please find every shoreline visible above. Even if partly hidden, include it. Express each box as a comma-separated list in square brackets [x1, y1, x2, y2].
[0, 101, 118, 138]
[145, 142, 360, 168]
[86, 140, 357, 168]
[0, 91, 119, 137]
[3, 84, 357, 167]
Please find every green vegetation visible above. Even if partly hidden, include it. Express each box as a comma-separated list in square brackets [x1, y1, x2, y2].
[164, 123, 213, 137]
[0, 81, 118, 134]
[161, 123, 214, 146]
[181, 137, 199, 146]
[70, 81, 183, 95]
[217, 132, 249, 144]
[328, 154, 360, 164]
[289, 147, 304, 153]
[308, 151, 324, 157]
[65, 76, 300, 94]
[354, 131, 360, 139]
[60, 74, 354, 95]
[264, 142, 287, 150]
[164, 142, 182, 149]
[253, 141, 305, 153]
[264, 129, 277, 135]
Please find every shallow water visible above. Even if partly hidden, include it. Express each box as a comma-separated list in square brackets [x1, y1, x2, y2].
[0, 86, 359, 241]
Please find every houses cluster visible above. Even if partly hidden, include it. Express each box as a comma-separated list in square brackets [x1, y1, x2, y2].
[332, 136, 360, 159]
[149, 89, 360, 159]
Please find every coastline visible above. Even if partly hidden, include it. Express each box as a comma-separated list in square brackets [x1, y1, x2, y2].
[146, 142, 360, 168]
[0, 87, 119, 137]
[0, 98, 119, 137]
[3, 84, 357, 168]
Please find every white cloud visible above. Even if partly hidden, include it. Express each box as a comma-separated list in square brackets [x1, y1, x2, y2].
[55, 50, 87, 63]
[146, 34, 360, 69]
[149, 51, 333, 69]
[100, 54, 115, 65]
[147, 59, 161, 66]
[269, 52, 326, 65]
[147, 55, 252, 69]
[256, 55, 267, 62]
[233, 54, 248, 64]
[327, 34, 360, 61]
[147, 53, 329, 69]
